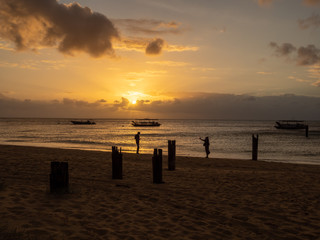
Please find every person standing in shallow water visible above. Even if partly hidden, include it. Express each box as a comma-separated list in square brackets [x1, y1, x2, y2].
[135, 132, 140, 154]
[199, 137, 210, 158]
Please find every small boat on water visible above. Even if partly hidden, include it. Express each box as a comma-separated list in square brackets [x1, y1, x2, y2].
[71, 120, 96, 125]
[274, 120, 307, 129]
[132, 119, 161, 127]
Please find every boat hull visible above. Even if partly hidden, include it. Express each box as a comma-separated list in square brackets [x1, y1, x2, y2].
[71, 120, 96, 125]
[132, 123, 161, 127]
[274, 121, 306, 130]
[131, 119, 161, 127]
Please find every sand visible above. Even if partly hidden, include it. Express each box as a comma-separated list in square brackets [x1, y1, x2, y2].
[0, 144, 319, 240]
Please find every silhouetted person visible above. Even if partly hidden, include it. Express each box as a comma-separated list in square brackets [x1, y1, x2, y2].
[199, 137, 210, 158]
[135, 132, 140, 154]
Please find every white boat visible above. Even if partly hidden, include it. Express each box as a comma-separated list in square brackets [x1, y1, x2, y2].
[131, 119, 161, 127]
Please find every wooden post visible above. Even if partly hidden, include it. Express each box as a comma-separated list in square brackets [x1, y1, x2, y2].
[168, 140, 176, 171]
[50, 162, 69, 193]
[152, 149, 163, 184]
[305, 125, 309, 138]
[112, 146, 123, 179]
[252, 134, 258, 161]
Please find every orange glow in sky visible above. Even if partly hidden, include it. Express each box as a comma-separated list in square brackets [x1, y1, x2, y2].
[0, 0, 320, 119]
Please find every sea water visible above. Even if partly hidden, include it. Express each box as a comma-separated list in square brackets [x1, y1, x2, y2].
[0, 118, 319, 165]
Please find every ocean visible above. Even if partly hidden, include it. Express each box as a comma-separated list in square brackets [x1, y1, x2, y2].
[0, 118, 319, 165]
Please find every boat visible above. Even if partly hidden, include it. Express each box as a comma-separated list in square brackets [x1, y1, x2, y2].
[274, 120, 307, 129]
[131, 119, 161, 127]
[71, 120, 96, 125]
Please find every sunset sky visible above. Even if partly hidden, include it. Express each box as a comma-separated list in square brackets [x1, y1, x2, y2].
[0, 0, 320, 119]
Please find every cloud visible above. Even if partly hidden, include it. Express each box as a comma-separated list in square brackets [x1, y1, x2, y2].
[0, 58, 67, 70]
[299, 14, 320, 29]
[146, 61, 190, 67]
[0, 60, 39, 70]
[114, 37, 198, 55]
[112, 18, 194, 56]
[0, 0, 119, 57]
[307, 65, 320, 86]
[303, 0, 320, 6]
[256, 0, 320, 6]
[0, 40, 14, 51]
[257, 0, 274, 6]
[115, 37, 147, 52]
[213, 26, 227, 34]
[113, 97, 130, 109]
[145, 38, 165, 55]
[192, 67, 216, 72]
[269, 42, 296, 56]
[312, 80, 320, 86]
[124, 70, 167, 82]
[0, 1, 192, 58]
[270, 42, 320, 66]
[113, 18, 183, 35]
[288, 76, 311, 83]
[130, 93, 320, 119]
[297, 45, 320, 65]
[257, 71, 273, 75]
[307, 64, 320, 77]
[166, 45, 199, 52]
[1, 93, 320, 119]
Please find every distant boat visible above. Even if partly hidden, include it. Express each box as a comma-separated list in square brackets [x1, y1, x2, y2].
[132, 119, 161, 127]
[71, 120, 96, 125]
[274, 120, 307, 129]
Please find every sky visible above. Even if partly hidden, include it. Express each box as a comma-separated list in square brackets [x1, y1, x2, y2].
[0, 0, 320, 119]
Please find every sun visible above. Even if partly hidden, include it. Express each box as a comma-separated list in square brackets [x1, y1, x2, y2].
[122, 91, 144, 104]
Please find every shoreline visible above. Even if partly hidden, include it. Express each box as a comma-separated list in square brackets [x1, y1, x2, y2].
[1, 144, 320, 239]
[1, 142, 319, 166]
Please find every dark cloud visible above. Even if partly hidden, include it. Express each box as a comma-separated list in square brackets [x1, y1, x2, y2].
[1, 93, 319, 120]
[0, 0, 119, 57]
[297, 45, 320, 65]
[299, 14, 320, 29]
[113, 97, 129, 109]
[129, 93, 320, 120]
[145, 38, 165, 55]
[269, 42, 296, 56]
[270, 42, 320, 66]
[113, 19, 182, 35]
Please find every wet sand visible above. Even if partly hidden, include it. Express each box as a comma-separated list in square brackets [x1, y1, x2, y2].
[0, 144, 319, 240]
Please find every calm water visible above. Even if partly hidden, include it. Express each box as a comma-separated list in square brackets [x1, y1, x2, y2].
[0, 118, 319, 165]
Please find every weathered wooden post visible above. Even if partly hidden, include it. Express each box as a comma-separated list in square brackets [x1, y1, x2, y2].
[305, 125, 309, 138]
[168, 140, 176, 171]
[50, 162, 69, 193]
[112, 146, 123, 179]
[152, 149, 163, 184]
[252, 134, 258, 161]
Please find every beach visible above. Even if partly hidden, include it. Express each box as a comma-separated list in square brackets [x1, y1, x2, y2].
[0, 144, 319, 240]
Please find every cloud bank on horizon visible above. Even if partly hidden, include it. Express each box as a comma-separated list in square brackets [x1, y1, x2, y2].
[1, 93, 320, 120]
